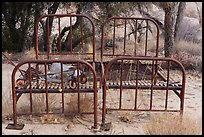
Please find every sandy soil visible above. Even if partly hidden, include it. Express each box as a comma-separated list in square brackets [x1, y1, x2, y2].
[2, 2, 202, 135]
[1, 62, 202, 135]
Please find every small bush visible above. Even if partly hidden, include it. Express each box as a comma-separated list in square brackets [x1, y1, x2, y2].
[174, 40, 202, 56]
[66, 94, 94, 114]
[171, 51, 201, 70]
[145, 113, 202, 135]
[172, 40, 202, 72]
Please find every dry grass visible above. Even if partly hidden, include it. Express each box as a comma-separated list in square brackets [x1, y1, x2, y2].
[172, 40, 202, 72]
[5, 47, 37, 62]
[25, 89, 93, 114]
[174, 40, 202, 56]
[66, 93, 94, 113]
[2, 63, 13, 121]
[119, 112, 134, 123]
[146, 37, 165, 55]
[2, 94, 13, 120]
[40, 114, 63, 124]
[30, 94, 60, 113]
[145, 113, 202, 135]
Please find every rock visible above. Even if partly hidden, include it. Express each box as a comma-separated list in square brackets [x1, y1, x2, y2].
[65, 123, 75, 131]
[100, 122, 112, 131]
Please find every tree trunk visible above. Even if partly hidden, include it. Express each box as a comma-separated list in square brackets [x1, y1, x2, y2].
[62, 3, 83, 51]
[32, 3, 43, 50]
[160, 2, 178, 57]
[164, 9, 175, 57]
[43, 2, 60, 52]
[174, 2, 186, 42]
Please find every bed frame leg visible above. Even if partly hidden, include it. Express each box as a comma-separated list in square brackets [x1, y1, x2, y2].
[5, 123, 25, 130]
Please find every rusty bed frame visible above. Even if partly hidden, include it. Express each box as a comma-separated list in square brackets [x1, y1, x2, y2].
[99, 17, 186, 125]
[5, 14, 186, 130]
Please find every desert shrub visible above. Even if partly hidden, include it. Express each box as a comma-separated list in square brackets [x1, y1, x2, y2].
[174, 40, 202, 56]
[171, 51, 201, 70]
[172, 40, 202, 72]
[145, 113, 202, 135]
[66, 94, 93, 114]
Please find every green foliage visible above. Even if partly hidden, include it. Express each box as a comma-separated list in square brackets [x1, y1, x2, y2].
[2, 2, 58, 52]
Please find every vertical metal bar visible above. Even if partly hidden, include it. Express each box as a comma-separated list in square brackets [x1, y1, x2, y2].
[36, 64, 39, 89]
[155, 21, 160, 57]
[35, 18, 39, 60]
[61, 62, 64, 113]
[91, 17, 96, 63]
[58, 17, 61, 53]
[77, 63, 80, 113]
[180, 64, 186, 115]
[25, 63, 33, 114]
[28, 63, 33, 114]
[119, 59, 124, 109]
[101, 25, 104, 62]
[150, 60, 154, 110]
[165, 61, 170, 110]
[93, 71, 98, 129]
[12, 69, 17, 125]
[70, 16, 72, 51]
[102, 72, 107, 125]
[154, 60, 158, 85]
[124, 20, 127, 55]
[47, 17, 50, 59]
[145, 20, 148, 56]
[134, 60, 139, 110]
[113, 19, 116, 55]
[134, 19, 138, 56]
[44, 63, 48, 113]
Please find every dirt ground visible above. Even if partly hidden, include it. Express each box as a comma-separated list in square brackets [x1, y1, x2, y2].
[2, 2, 202, 135]
[1, 62, 202, 135]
